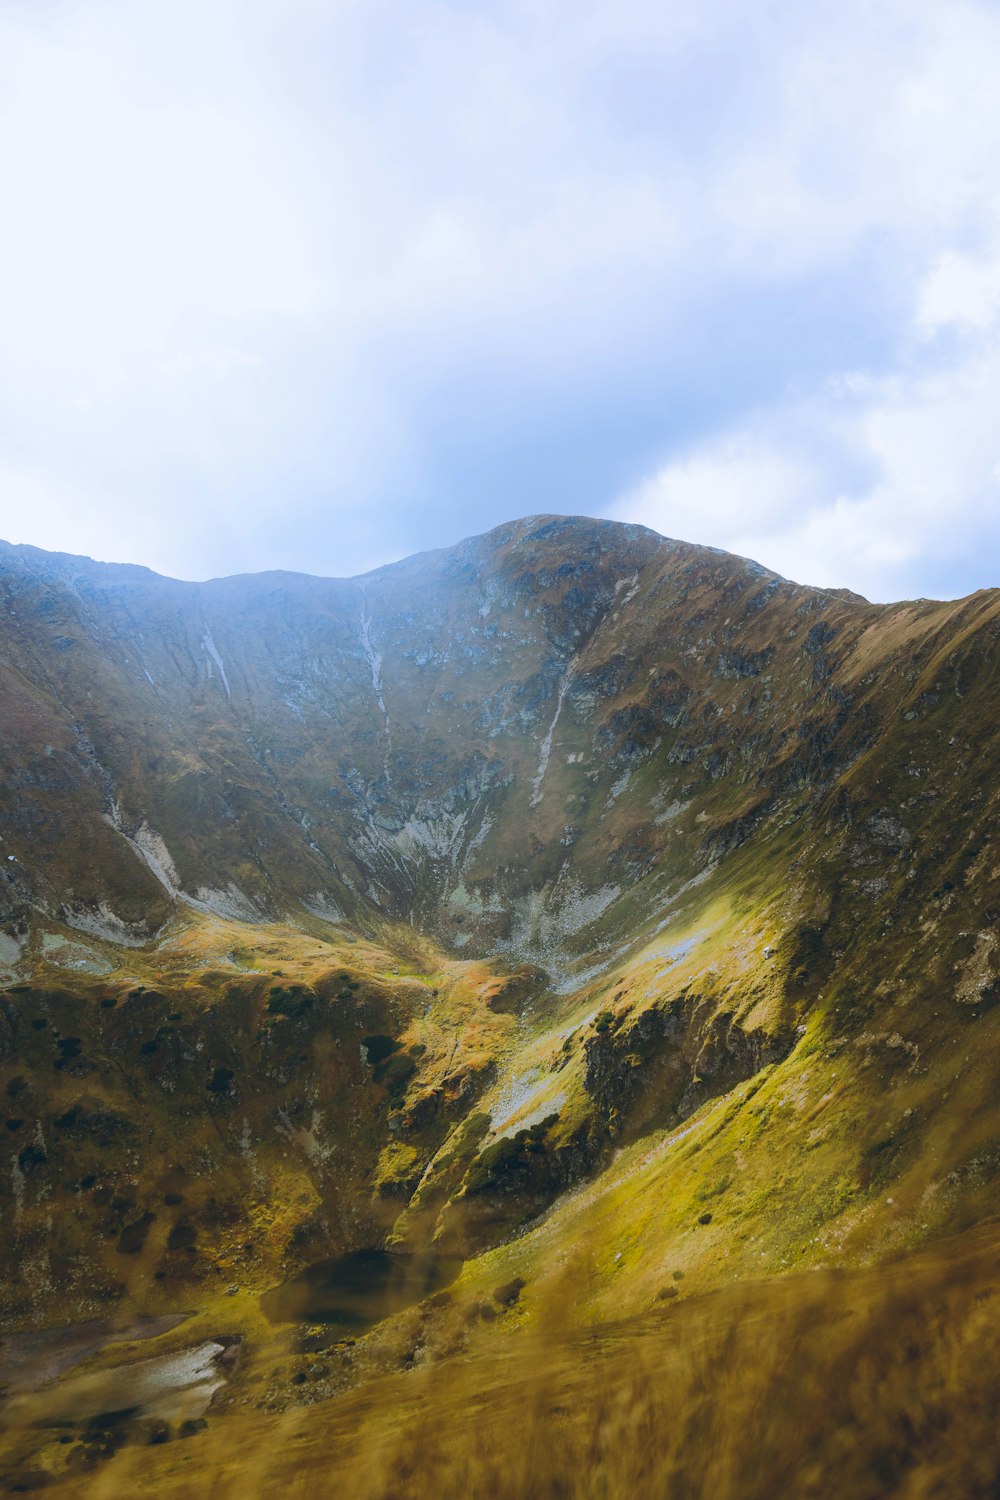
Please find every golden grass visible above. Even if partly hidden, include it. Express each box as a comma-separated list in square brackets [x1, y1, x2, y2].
[42, 1217, 1000, 1500]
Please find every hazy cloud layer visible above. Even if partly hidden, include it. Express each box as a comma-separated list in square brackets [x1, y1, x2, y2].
[0, 0, 998, 598]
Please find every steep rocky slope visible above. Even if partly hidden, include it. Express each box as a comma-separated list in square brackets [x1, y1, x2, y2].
[0, 516, 876, 952]
[1, 516, 1000, 1494]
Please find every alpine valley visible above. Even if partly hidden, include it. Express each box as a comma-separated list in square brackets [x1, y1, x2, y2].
[1, 515, 999, 1498]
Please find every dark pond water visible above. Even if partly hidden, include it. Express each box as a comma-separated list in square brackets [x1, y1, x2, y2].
[260, 1248, 462, 1330]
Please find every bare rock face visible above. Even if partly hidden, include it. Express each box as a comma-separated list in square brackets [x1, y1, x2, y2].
[0, 512, 961, 964]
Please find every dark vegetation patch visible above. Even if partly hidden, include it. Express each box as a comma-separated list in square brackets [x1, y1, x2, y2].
[363, 1035, 419, 1099]
[363, 1035, 401, 1065]
[51, 1102, 134, 1146]
[54, 1035, 82, 1064]
[493, 1277, 525, 1307]
[117, 1211, 155, 1255]
[167, 1219, 198, 1252]
[464, 1114, 565, 1197]
[267, 985, 315, 1019]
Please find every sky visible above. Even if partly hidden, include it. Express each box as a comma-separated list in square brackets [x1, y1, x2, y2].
[1, 0, 999, 601]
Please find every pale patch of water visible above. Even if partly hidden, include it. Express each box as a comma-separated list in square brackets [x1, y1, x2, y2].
[0, 1316, 234, 1431]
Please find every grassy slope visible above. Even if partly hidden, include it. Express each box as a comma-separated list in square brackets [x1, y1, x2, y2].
[3, 743, 999, 1494]
[25, 1219, 1000, 1499]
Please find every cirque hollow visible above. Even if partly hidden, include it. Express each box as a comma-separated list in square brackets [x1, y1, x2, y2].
[1, 515, 1000, 1494]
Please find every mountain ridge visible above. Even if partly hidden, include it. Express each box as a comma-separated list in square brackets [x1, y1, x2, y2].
[0, 514, 941, 952]
[0, 513, 766, 587]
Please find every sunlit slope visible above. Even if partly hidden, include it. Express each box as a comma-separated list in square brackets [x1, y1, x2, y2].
[14, 1221, 1000, 1500]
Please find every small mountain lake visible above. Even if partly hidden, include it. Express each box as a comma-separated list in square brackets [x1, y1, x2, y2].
[261, 1248, 462, 1330]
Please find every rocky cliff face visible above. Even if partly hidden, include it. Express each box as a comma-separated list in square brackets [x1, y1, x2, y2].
[4, 513, 978, 974]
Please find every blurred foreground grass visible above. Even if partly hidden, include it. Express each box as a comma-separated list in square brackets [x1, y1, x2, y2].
[49, 1216, 1000, 1500]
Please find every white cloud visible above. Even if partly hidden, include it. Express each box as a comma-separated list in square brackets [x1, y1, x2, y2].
[0, 14, 315, 383]
[917, 212, 1000, 334]
[1, 0, 1000, 588]
[615, 344, 1000, 600]
[620, 442, 814, 551]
